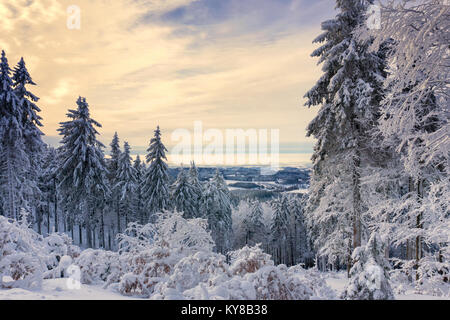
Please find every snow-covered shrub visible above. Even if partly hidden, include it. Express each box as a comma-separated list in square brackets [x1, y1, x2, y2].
[390, 255, 450, 297]
[117, 222, 156, 255]
[43, 255, 74, 280]
[342, 233, 394, 300]
[229, 244, 273, 276]
[118, 240, 183, 297]
[74, 249, 120, 285]
[184, 264, 314, 300]
[183, 277, 256, 300]
[42, 232, 81, 271]
[114, 212, 217, 297]
[415, 256, 449, 297]
[152, 250, 230, 299]
[155, 211, 215, 252]
[288, 265, 336, 300]
[0, 216, 47, 289]
[245, 264, 312, 300]
[44, 233, 81, 260]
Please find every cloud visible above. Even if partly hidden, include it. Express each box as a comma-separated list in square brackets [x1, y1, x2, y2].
[0, 0, 335, 165]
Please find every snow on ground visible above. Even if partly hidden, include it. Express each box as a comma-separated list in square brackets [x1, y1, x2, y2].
[1, 273, 447, 300]
[324, 271, 449, 300]
[286, 189, 308, 194]
[0, 279, 137, 300]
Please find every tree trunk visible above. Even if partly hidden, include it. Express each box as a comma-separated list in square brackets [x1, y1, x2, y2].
[108, 228, 112, 251]
[116, 199, 121, 234]
[100, 210, 105, 248]
[37, 207, 42, 235]
[54, 179, 58, 233]
[415, 179, 424, 281]
[79, 224, 83, 245]
[352, 164, 362, 250]
[47, 203, 51, 235]
[7, 155, 17, 220]
[92, 226, 96, 248]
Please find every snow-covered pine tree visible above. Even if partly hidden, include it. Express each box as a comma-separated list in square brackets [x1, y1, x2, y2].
[133, 155, 146, 224]
[270, 195, 290, 265]
[116, 141, 137, 229]
[342, 232, 394, 300]
[242, 200, 266, 247]
[212, 168, 230, 195]
[107, 132, 122, 234]
[38, 146, 59, 235]
[12, 57, 45, 223]
[201, 170, 233, 255]
[303, 0, 387, 269]
[188, 161, 203, 217]
[170, 168, 198, 219]
[57, 97, 109, 248]
[288, 195, 311, 266]
[0, 50, 28, 219]
[142, 126, 170, 221]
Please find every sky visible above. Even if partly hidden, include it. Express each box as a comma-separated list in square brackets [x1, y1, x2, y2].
[0, 0, 336, 167]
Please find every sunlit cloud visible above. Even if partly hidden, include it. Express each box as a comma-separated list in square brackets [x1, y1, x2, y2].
[1, 0, 336, 166]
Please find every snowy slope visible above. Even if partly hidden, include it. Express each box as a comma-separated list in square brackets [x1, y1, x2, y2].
[324, 272, 449, 301]
[0, 279, 136, 300]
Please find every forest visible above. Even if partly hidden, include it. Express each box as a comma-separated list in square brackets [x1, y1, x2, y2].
[0, 0, 448, 300]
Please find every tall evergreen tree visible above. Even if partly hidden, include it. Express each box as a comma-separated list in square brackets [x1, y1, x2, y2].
[170, 168, 197, 219]
[107, 132, 122, 234]
[12, 57, 44, 165]
[57, 97, 109, 247]
[142, 126, 170, 220]
[188, 161, 203, 217]
[287, 195, 311, 266]
[38, 146, 59, 234]
[201, 169, 233, 254]
[133, 155, 146, 224]
[0, 50, 27, 219]
[242, 200, 266, 247]
[116, 141, 137, 228]
[303, 0, 387, 268]
[270, 195, 290, 265]
[12, 57, 45, 224]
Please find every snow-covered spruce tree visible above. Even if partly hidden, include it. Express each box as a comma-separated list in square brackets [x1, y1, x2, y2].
[38, 146, 60, 235]
[303, 0, 387, 269]
[142, 126, 170, 221]
[270, 195, 290, 265]
[170, 168, 198, 219]
[133, 155, 146, 224]
[188, 161, 203, 217]
[288, 195, 311, 266]
[342, 232, 394, 300]
[201, 170, 233, 255]
[57, 97, 109, 248]
[107, 132, 122, 234]
[231, 199, 252, 249]
[242, 200, 266, 247]
[116, 141, 137, 229]
[12, 57, 45, 222]
[0, 50, 28, 219]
